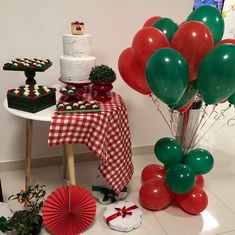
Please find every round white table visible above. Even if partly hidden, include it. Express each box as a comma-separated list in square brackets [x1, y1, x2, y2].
[3, 88, 76, 188]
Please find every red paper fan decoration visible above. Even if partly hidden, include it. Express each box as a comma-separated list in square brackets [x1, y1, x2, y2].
[42, 185, 96, 235]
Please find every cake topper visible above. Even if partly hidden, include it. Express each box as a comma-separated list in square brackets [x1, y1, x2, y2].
[71, 21, 85, 35]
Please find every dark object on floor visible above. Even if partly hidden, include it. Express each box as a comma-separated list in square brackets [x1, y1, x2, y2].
[0, 179, 3, 202]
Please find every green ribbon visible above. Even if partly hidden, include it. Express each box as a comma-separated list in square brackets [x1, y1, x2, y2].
[92, 186, 127, 203]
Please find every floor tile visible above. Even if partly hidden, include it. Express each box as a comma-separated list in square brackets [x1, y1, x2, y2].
[217, 231, 235, 235]
[0, 165, 61, 211]
[103, 192, 167, 235]
[2, 149, 235, 235]
[205, 175, 235, 213]
[132, 154, 159, 190]
[152, 189, 235, 235]
[83, 203, 111, 235]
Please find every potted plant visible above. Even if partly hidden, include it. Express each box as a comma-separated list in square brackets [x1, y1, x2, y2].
[0, 185, 46, 235]
[89, 64, 116, 102]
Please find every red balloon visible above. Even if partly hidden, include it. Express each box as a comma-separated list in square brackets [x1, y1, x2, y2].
[118, 47, 151, 95]
[218, 38, 235, 45]
[195, 175, 204, 188]
[176, 186, 208, 215]
[177, 97, 195, 113]
[171, 21, 214, 81]
[143, 16, 162, 27]
[132, 27, 170, 69]
[139, 178, 175, 210]
[141, 164, 166, 183]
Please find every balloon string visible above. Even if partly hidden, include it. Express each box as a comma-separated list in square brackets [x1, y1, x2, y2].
[198, 107, 235, 143]
[181, 110, 190, 152]
[184, 102, 203, 150]
[185, 104, 208, 153]
[227, 114, 235, 127]
[187, 104, 216, 152]
[172, 111, 178, 133]
[150, 94, 174, 136]
[192, 105, 231, 149]
[169, 110, 177, 134]
[190, 104, 217, 148]
[186, 103, 206, 143]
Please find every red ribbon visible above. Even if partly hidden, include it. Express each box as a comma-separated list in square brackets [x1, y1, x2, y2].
[106, 205, 138, 225]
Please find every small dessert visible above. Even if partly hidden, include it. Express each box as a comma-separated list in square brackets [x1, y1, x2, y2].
[59, 85, 82, 96]
[85, 103, 92, 109]
[57, 103, 65, 111]
[79, 104, 86, 110]
[72, 103, 79, 110]
[71, 21, 85, 35]
[92, 104, 99, 110]
[65, 105, 73, 111]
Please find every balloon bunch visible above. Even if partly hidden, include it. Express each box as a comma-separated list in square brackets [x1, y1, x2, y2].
[119, 5, 235, 110]
[139, 137, 214, 215]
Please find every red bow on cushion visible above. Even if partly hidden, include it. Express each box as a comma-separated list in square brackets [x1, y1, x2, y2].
[106, 205, 138, 225]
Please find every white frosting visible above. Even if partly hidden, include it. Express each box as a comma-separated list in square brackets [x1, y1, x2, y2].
[104, 201, 143, 232]
[60, 56, 96, 82]
[60, 33, 96, 84]
[63, 34, 93, 57]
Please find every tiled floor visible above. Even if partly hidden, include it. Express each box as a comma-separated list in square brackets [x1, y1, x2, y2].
[1, 136, 235, 234]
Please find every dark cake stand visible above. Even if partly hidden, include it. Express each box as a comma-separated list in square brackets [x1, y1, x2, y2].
[3, 61, 52, 84]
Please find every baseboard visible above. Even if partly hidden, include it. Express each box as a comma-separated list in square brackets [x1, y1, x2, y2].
[0, 145, 154, 172]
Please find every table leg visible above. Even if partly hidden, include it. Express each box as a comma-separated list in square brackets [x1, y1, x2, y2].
[64, 144, 76, 185]
[62, 145, 67, 179]
[26, 119, 33, 189]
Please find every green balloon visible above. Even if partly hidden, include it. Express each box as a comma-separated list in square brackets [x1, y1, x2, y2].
[185, 149, 214, 175]
[198, 44, 235, 104]
[152, 18, 179, 43]
[146, 48, 189, 105]
[187, 5, 224, 44]
[154, 137, 184, 167]
[170, 80, 198, 110]
[228, 92, 235, 105]
[166, 163, 195, 194]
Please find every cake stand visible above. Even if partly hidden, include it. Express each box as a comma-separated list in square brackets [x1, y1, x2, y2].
[59, 78, 92, 102]
[59, 77, 91, 88]
[3, 60, 52, 84]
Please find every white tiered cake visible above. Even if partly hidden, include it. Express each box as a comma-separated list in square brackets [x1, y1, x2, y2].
[60, 23, 96, 84]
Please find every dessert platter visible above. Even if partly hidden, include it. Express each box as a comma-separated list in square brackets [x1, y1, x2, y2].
[7, 84, 56, 113]
[3, 58, 52, 84]
[3, 58, 52, 72]
[56, 100, 100, 113]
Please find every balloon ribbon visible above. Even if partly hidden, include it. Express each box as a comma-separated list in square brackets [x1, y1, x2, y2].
[106, 205, 138, 225]
[150, 94, 175, 136]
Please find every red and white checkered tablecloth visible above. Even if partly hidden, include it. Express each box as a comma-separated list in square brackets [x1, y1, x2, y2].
[48, 88, 134, 194]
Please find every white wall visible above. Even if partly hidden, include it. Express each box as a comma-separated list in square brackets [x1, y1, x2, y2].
[223, 0, 235, 38]
[0, 0, 194, 162]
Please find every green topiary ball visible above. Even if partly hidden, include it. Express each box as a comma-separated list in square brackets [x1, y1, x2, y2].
[89, 64, 116, 83]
